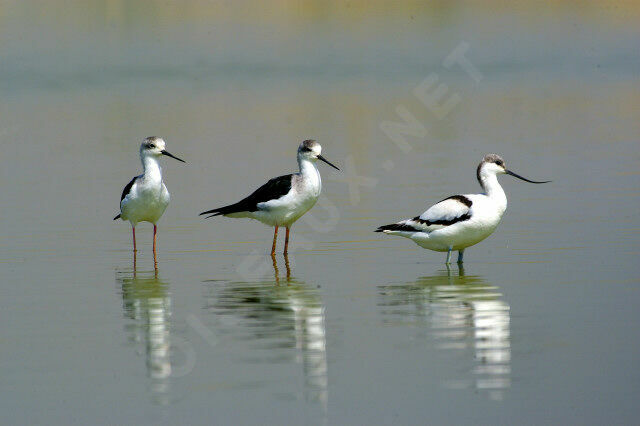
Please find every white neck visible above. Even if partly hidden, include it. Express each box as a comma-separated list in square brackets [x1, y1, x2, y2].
[480, 173, 507, 208]
[142, 155, 163, 183]
[298, 157, 321, 186]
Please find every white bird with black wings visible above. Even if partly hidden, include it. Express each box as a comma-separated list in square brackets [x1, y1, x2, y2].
[376, 154, 550, 263]
[114, 137, 185, 261]
[200, 140, 340, 255]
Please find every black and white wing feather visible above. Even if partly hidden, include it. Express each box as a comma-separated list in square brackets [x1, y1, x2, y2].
[376, 195, 473, 233]
[113, 175, 140, 220]
[200, 174, 293, 218]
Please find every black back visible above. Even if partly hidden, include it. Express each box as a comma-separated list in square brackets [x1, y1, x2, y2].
[200, 174, 293, 217]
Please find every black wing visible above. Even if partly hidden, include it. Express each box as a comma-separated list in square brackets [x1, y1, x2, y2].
[200, 174, 293, 217]
[375, 195, 473, 233]
[113, 175, 140, 220]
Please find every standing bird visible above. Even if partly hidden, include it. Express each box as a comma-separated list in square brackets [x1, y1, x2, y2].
[114, 137, 185, 263]
[200, 139, 340, 255]
[375, 154, 550, 264]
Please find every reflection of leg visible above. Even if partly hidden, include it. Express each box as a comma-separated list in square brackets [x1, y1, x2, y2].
[271, 253, 279, 283]
[283, 252, 291, 282]
[284, 227, 290, 255]
[457, 249, 464, 264]
[457, 262, 465, 277]
[445, 247, 452, 264]
[271, 226, 279, 256]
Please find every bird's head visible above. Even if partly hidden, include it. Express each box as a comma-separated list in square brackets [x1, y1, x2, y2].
[477, 153, 549, 184]
[297, 139, 339, 170]
[140, 136, 185, 163]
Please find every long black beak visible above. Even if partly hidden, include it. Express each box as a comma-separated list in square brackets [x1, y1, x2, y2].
[161, 150, 186, 163]
[317, 154, 340, 170]
[505, 169, 550, 184]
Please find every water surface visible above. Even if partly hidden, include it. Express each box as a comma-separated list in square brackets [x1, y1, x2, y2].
[1, 1, 639, 424]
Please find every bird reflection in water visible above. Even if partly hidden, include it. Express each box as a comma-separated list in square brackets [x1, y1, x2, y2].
[378, 265, 511, 401]
[271, 253, 291, 283]
[117, 268, 172, 405]
[204, 254, 328, 408]
[131, 242, 158, 274]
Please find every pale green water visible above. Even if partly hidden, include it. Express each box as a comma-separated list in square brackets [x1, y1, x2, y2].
[1, 1, 639, 425]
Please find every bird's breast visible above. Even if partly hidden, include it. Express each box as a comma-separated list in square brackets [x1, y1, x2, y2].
[137, 182, 169, 211]
[297, 181, 321, 206]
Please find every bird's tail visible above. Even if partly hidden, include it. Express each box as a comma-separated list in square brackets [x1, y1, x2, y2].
[375, 222, 417, 233]
[113, 214, 121, 220]
[199, 202, 246, 219]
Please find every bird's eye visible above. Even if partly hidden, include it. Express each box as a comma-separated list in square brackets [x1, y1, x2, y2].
[496, 160, 503, 166]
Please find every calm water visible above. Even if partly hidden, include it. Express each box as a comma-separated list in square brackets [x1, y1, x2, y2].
[1, 1, 639, 424]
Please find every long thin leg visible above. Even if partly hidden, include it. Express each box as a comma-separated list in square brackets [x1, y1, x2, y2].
[153, 224, 158, 254]
[457, 249, 465, 264]
[153, 224, 158, 271]
[284, 227, 290, 255]
[445, 247, 452, 264]
[132, 225, 137, 272]
[153, 223, 158, 255]
[271, 226, 279, 256]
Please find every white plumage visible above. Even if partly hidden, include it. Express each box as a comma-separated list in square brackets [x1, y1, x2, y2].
[114, 136, 185, 260]
[376, 154, 550, 263]
[119, 174, 171, 226]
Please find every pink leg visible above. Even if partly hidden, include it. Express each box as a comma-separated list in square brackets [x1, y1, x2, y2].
[153, 224, 158, 270]
[132, 226, 137, 272]
[271, 226, 279, 256]
[153, 224, 157, 254]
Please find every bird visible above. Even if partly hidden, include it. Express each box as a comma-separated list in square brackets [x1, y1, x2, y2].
[114, 137, 185, 264]
[200, 139, 340, 255]
[375, 154, 550, 264]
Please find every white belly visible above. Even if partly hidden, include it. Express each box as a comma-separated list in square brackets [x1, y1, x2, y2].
[412, 220, 499, 251]
[411, 198, 505, 252]
[121, 182, 170, 225]
[252, 175, 321, 227]
[253, 191, 319, 227]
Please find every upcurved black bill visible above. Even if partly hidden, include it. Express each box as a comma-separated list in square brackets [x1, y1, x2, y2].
[161, 150, 186, 163]
[317, 154, 340, 170]
[506, 169, 550, 184]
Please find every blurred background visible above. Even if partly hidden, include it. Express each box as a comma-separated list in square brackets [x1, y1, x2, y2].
[1, 1, 638, 425]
